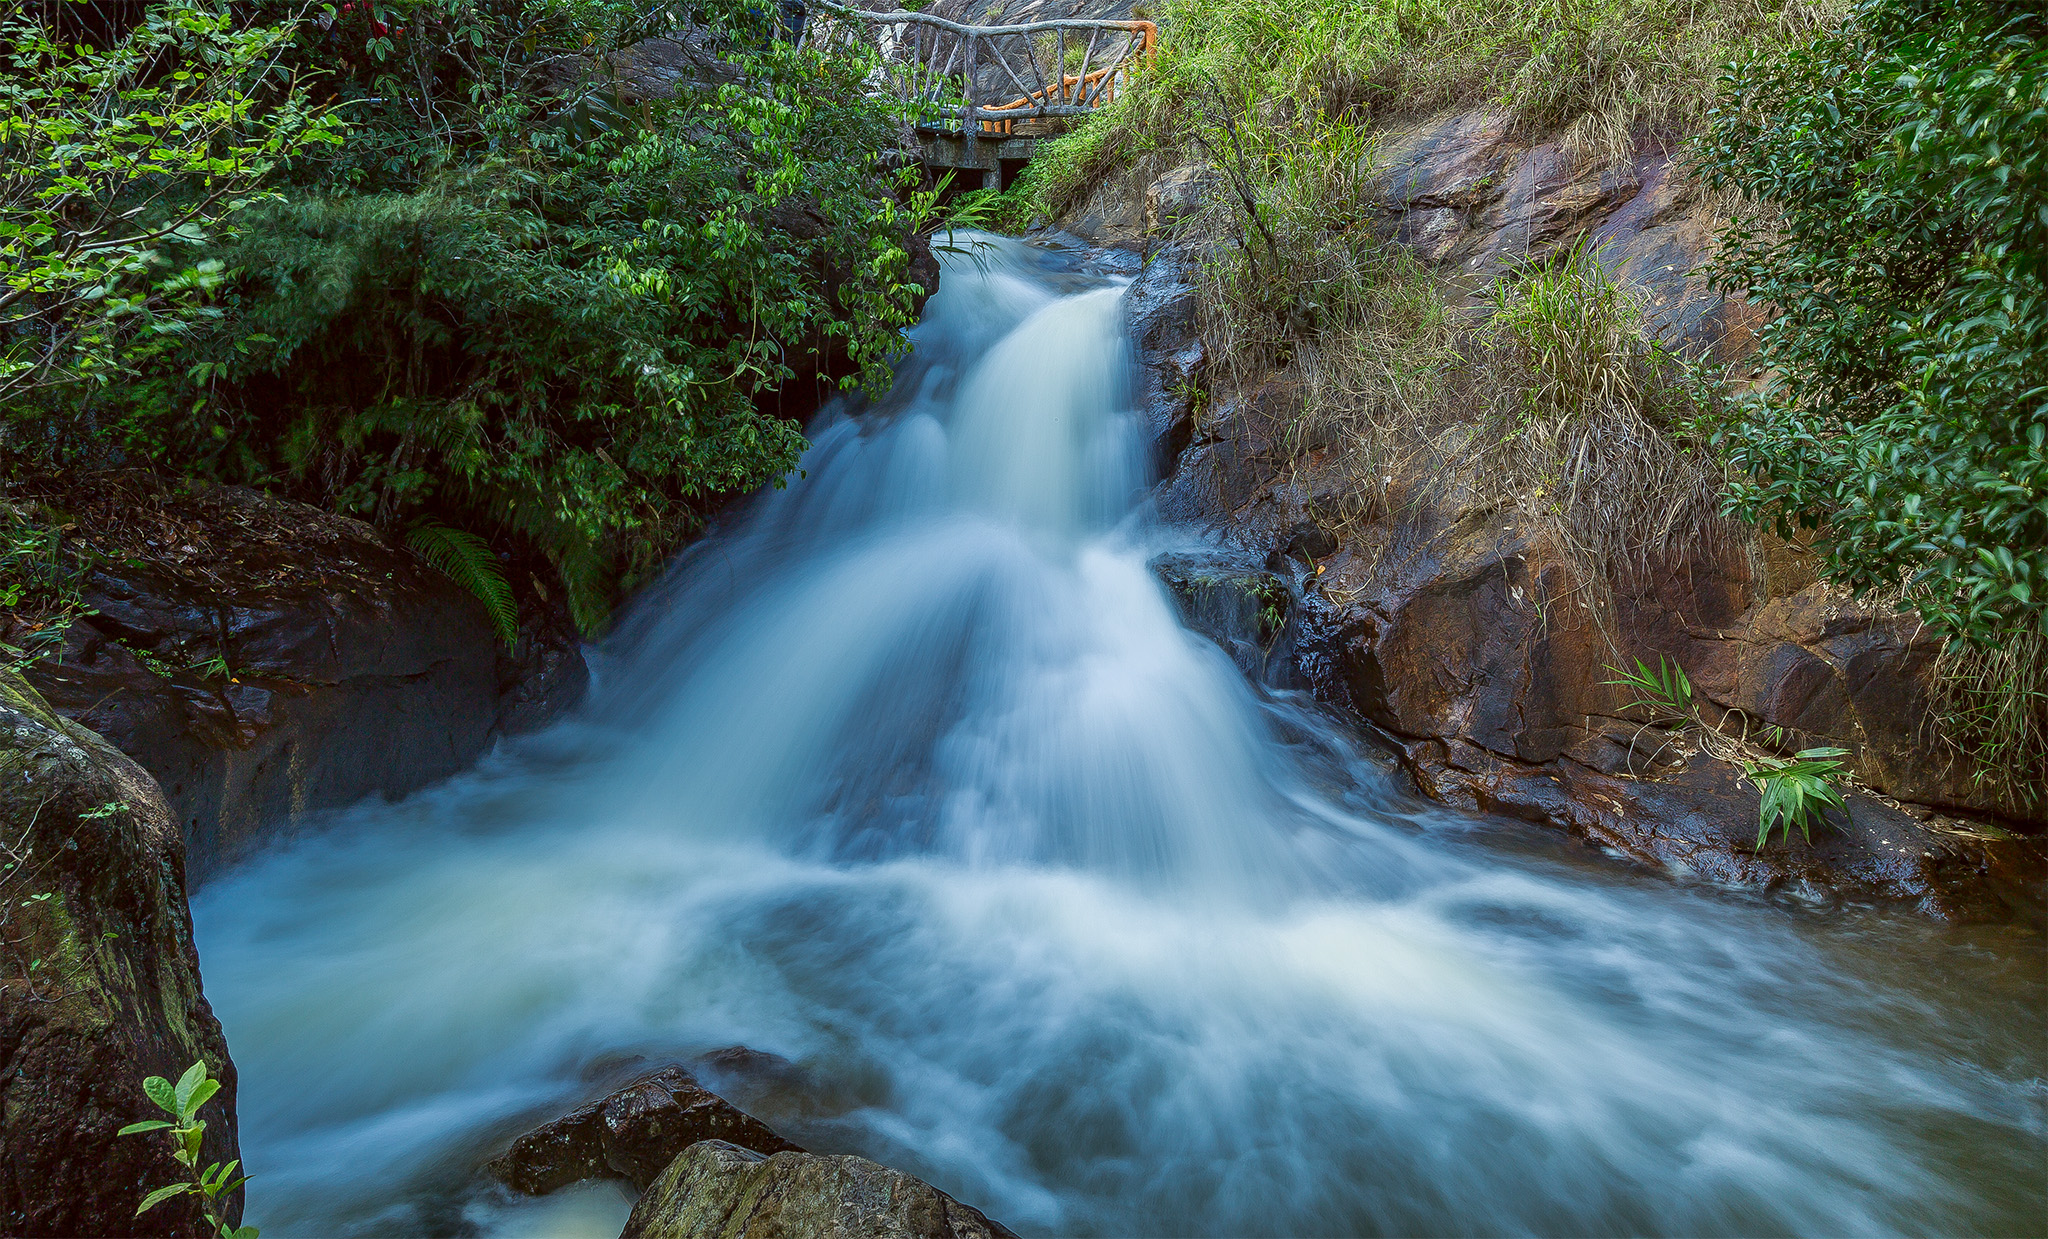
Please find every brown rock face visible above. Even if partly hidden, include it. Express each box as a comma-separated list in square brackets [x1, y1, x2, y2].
[1309, 491, 2045, 921]
[15, 486, 577, 881]
[0, 671, 239, 1237]
[486, 1066, 802, 1195]
[622, 1140, 1018, 1239]
[1108, 110, 2046, 919]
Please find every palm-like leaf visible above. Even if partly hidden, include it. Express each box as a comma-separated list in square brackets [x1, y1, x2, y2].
[1602, 656, 1694, 724]
[1746, 746, 1851, 848]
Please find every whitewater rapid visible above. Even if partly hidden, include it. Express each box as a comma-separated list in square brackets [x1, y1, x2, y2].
[193, 237, 2046, 1238]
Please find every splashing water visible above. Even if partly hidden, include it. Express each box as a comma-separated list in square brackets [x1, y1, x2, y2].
[193, 237, 2046, 1238]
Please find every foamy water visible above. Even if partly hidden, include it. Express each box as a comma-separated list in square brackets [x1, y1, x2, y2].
[194, 237, 2047, 1237]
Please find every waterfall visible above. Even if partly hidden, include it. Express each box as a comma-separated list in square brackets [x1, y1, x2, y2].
[192, 237, 2046, 1238]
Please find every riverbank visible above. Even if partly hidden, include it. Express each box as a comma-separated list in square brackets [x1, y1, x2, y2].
[1064, 108, 2046, 925]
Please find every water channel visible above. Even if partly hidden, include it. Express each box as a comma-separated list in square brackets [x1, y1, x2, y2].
[192, 237, 2047, 1238]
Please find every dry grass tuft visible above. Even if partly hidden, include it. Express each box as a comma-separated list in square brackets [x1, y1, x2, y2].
[1474, 242, 1734, 592]
[1932, 633, 2048, 817]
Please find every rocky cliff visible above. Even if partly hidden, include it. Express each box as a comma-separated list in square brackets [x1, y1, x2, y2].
[1088, 108, 2046, 922]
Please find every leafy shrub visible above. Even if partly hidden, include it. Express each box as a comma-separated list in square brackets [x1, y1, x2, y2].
[0, 2, 341, 405]
[1696, 0, 2046, 650]
[1696, 0, 2045, 809]
[94, 3, 928, 630]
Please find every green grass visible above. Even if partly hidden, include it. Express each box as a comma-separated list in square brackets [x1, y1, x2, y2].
[1015, 0, 1844, 221]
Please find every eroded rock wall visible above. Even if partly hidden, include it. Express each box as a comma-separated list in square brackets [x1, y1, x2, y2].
[1097, 109, 2045, 920]
[17, 487, 585, 881]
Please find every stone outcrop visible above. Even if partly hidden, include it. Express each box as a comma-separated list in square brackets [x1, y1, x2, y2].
[16, 486, 583, 881]
[486, 1065, 802, 1196]
[1096, 111, 2046, 921]
[529, 29, 742, 106]
[0, 671, 238, 1237]
[622, 1140, 1019, 1239]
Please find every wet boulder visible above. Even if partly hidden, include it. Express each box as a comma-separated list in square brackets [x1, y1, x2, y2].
[1122, 243, 1204, 473]
[487, 1066, 802, 1195]
[0, 670, 240, 1237]
[14, 483, 585, 881]
[622, 1140, 1018, 1239]
[1150, 548, 1288, 679]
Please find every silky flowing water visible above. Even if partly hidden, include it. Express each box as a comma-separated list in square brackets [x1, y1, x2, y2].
[193, 238, 2047, 1238]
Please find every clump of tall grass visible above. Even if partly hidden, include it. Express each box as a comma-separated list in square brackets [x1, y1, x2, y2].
[1174, 92, 1723, 586]
[1170, 104, 1461, 532]
[1477, 241, 1731, 592]
[1933, 634, 2048, 819]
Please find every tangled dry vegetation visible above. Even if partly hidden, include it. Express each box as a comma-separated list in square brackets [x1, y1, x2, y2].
[1177, 106, 1737, 612]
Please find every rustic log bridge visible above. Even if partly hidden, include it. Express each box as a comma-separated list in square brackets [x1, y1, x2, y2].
[806, 3, 1157, 189]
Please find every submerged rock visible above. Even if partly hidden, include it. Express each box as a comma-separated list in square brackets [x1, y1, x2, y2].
[621, 1140, 1018, 1239]
[487, 1066, 802, 1195]
[1150, 549, 1288, 679]
[0, 670, 239, 1237]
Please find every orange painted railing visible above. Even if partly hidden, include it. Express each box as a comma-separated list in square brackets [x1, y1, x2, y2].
[978, 22, 1156, 135]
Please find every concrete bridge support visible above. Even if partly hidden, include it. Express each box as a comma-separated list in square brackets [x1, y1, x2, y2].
[918, 133, 1040, 191]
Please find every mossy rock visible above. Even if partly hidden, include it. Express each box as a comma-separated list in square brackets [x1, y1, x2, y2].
[0, 669, 240, 1237]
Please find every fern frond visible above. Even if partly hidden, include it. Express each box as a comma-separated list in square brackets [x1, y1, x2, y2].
[404, 521, 518, 650]
[553, 537, 613, 638]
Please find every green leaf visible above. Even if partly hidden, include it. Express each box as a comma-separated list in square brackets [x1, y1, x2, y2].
[173, 1061, 209, 1118]
[134, 1183, 190, 1216]
[117, 1119, 175, 1135]
[142, 1076, 176, 1114]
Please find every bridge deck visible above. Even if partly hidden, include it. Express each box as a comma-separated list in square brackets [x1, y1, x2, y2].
[809, 3, 1155, 188]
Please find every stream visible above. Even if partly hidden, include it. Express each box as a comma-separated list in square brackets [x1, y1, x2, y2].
[192, 237, 2047, 1238]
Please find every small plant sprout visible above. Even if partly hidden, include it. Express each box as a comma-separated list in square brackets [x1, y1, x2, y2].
[1603, 656, 1694, 725]
[1742, 747, 1851, 851]
[119, 1061, 256, 1239]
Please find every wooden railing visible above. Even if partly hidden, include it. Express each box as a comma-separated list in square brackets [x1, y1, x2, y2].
[806, 4, 1157, 138]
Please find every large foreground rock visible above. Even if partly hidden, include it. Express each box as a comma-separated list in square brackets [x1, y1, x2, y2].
[0, 671, 238, 1237]
[488, 1066, 802, 1195]
[622, 1140, 1018, 1239]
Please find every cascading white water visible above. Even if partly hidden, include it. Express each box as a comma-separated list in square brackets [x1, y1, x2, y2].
[193, 237, 2045, 1239]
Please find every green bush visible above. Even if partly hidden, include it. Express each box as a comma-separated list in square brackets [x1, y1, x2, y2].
[0, 2, 341, 405]
[43, 1, 930, 631]
[1695, 0, 2046, 648]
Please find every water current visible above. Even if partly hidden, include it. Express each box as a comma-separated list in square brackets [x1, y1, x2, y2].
[193, 237, 2047, 1238]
